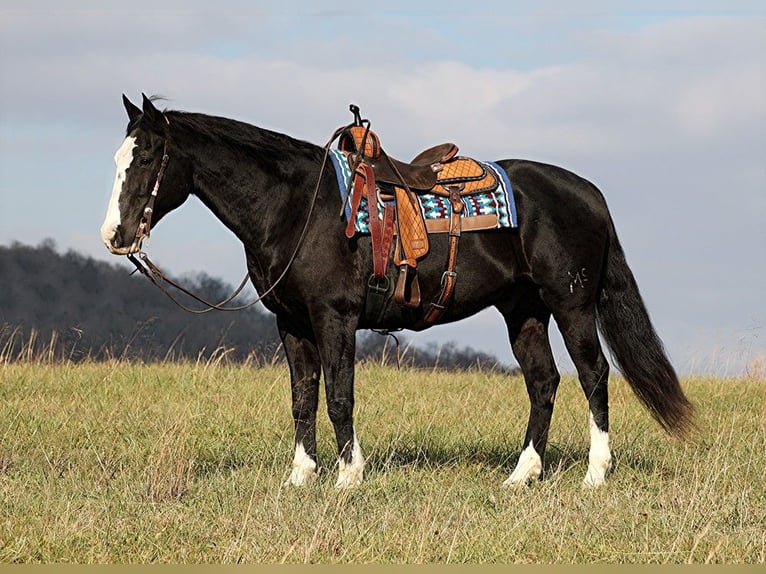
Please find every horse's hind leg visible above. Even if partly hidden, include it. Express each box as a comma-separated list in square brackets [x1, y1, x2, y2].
[497, 290, 561, 486]
[548, 302, 612, 487]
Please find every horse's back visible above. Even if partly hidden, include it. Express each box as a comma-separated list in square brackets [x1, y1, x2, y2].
[498, 159, 611, 220]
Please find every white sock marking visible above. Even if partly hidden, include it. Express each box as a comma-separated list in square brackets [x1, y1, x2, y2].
[101, 135, 136, 252]
[335, 433, 364, 488]
[285, 441, 318, 486]
[583, 411, 612, 487]
[504, 440, 543, 486]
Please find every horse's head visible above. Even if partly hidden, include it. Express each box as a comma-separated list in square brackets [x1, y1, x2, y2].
[100, 94, 189, 255]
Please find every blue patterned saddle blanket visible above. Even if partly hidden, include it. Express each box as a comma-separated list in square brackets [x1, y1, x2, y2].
[329, 149, 518, 234]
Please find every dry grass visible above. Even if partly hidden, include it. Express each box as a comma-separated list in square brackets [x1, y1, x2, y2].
[0, 359, 763, 563]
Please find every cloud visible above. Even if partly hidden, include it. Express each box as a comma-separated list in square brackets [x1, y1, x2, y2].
[1, 5, 763, 374]
[6, 10, 761, 164]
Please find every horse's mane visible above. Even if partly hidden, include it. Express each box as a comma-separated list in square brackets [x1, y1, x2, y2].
[164, 109, 322, 158]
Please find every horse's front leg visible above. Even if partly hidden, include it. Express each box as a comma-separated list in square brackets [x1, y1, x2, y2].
[314, 312, 364, 488]
[279, 318, 322, 486]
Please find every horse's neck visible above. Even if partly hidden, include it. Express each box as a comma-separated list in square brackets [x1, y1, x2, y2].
[181, 122, 323, 261]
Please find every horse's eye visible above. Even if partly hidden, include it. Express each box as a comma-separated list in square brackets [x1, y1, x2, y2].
[138, 157, 153, 167]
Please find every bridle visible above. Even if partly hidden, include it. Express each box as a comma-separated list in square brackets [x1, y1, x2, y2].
[126, 114, 350, 314]
[129, 118, 170, 254]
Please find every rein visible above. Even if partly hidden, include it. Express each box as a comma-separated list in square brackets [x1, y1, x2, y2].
[127, 116, 351, 314]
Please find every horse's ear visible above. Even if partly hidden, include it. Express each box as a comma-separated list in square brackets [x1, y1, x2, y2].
[141, 93, 162, 124]
[123, 94, 141, 121]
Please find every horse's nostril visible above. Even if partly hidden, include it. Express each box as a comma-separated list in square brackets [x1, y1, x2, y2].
[112, 227, 122, 246]
[101, 223, 124, 251]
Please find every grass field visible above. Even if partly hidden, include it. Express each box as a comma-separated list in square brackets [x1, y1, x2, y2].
[0, 359, 763, 563]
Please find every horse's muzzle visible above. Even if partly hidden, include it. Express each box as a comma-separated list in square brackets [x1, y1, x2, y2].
[101, 223, 139, 255]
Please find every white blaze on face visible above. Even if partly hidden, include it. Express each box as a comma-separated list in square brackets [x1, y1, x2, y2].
[100, 135, 137, 252]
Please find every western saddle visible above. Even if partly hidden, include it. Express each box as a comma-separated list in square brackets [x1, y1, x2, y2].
[337, 105, 498, 325]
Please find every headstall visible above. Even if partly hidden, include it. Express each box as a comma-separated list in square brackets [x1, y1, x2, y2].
[126, 115, 346, 314]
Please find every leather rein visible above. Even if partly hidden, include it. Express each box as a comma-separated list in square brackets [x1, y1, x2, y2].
[127, 115, 349, 314]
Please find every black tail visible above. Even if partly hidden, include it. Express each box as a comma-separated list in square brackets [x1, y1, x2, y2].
[596, 226, 695, 437]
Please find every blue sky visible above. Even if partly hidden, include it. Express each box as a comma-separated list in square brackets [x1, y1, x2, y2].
[1, 1, 763, 375]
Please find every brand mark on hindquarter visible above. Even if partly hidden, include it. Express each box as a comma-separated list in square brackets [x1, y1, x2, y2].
[568, 268, 588, 293]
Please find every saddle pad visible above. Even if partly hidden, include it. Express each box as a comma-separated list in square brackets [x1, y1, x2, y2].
[329, 149, 518, 235]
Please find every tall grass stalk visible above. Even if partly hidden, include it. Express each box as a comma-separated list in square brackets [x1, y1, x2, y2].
[0, 360, 762, 563]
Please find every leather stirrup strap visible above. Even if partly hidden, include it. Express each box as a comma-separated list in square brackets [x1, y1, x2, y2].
[365, 166, 395, 279]
[345, 162, 369, 239]
[370, 202, 396, 279]
[378, 203, 395, 278]
[423, 186, 464, 325]
[364, 200, 396, 323]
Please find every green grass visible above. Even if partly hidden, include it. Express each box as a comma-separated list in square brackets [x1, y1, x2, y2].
[0, 360, 763, 563]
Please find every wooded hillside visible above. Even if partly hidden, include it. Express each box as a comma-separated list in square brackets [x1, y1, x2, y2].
[0, 240, 511, 370]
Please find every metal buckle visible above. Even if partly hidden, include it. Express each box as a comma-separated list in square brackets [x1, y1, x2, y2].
[367, 274, 390, 294]
[440, 270, 457, 288]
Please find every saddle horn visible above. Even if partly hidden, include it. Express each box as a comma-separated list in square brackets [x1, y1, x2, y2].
[349, 104, 364, 126]
[340, 104, 380, 160]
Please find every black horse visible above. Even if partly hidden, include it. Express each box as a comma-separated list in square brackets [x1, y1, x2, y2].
[101, 94, 694, 488]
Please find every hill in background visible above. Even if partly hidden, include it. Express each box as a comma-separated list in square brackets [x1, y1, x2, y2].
[0, 240, 512, 371]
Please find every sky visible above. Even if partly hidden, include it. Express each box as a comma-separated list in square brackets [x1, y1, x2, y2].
[0, 1, 764, 375]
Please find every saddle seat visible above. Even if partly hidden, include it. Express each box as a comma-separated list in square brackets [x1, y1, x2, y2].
[339, 128, 497, 197]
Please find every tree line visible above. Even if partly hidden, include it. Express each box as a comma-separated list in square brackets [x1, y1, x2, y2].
[0, 240, 514, 371]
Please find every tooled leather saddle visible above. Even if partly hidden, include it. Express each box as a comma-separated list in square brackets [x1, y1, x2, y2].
[337, 105, 499, 325]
